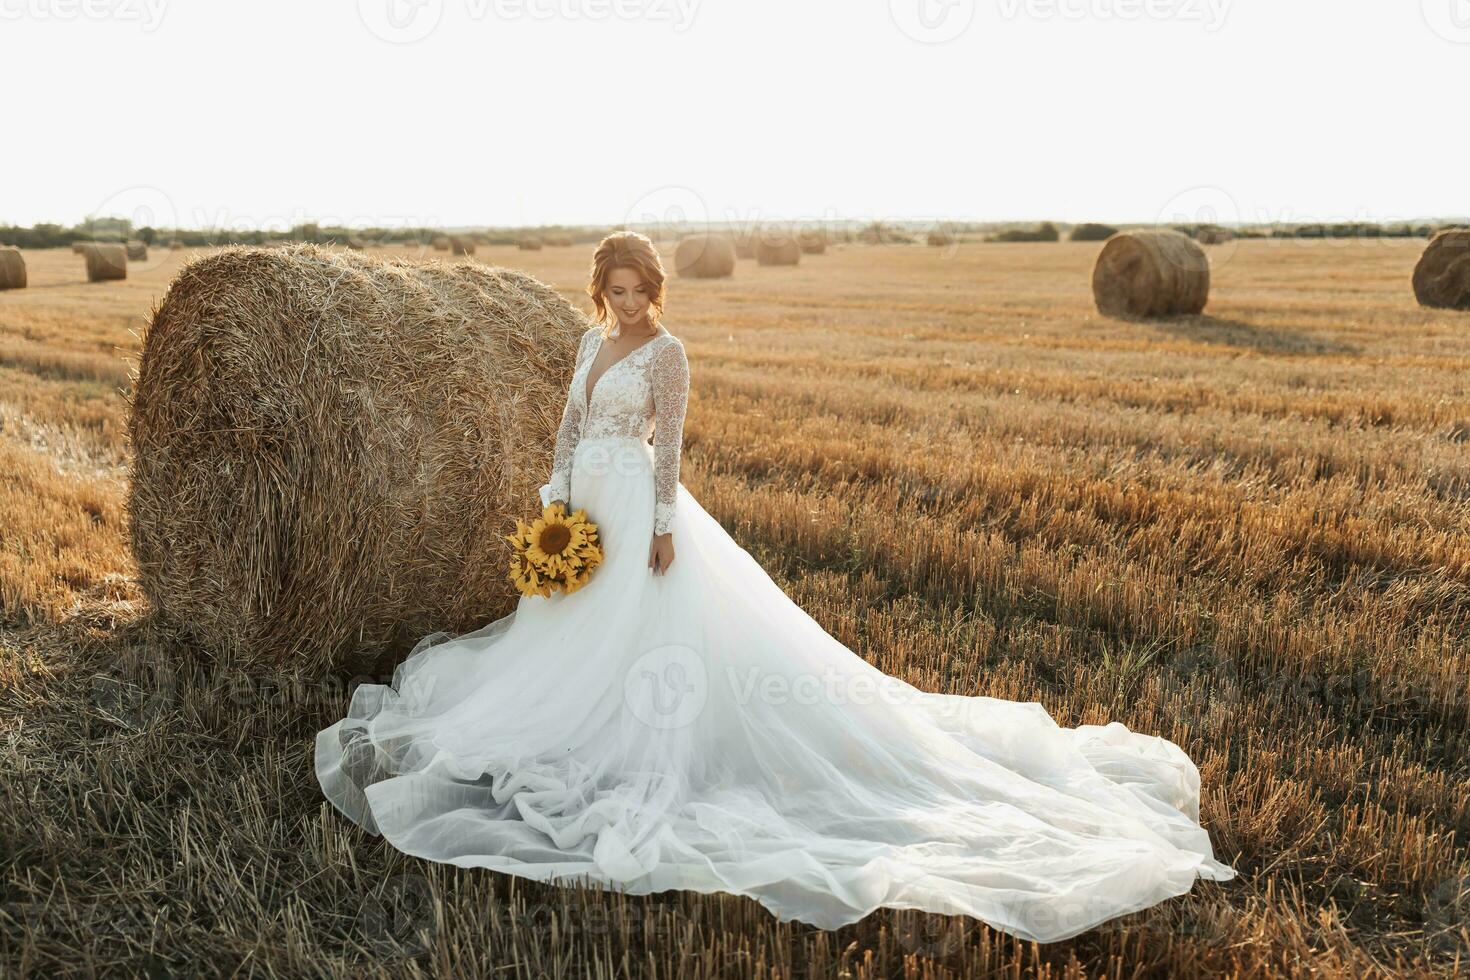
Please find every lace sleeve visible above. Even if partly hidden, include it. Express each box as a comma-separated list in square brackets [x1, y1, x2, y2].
[650, 338, 690, 535]
[539, 330, 594, 507]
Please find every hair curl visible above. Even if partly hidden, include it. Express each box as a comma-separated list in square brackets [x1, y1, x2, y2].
[586, 231, 667, 338]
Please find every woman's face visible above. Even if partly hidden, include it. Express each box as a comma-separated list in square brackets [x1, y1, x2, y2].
[605, 267, 652, 331]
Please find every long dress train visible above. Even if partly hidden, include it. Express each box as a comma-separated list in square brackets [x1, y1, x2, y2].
[314, 322, 1236, 942]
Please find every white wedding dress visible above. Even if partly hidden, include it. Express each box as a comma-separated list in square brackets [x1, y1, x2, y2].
[315, 322, 1236, 942]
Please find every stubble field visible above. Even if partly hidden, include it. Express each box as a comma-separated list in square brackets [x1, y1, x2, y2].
[1, 237, 1467, 978]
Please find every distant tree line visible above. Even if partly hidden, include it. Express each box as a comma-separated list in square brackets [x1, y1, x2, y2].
[0, 222, 608, 250]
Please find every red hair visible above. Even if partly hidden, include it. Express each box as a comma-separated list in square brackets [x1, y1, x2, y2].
[585, 231, 667, 338]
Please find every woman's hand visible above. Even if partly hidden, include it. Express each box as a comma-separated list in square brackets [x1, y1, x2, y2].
[649, 532, 675, 576]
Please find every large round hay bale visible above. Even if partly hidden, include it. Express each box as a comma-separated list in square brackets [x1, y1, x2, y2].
[127, 244, 590, 675]
[1412, 229, 1470, 311]
[126, 240, 148, 261]
[83, 243, 128, 281]
[0, 247, 26, 289]
[449, 235, 476, 256]
[754, 233, 800, 266]
[72, 242, 87, 254]
[733, 234, 755, 260]
[169, 240, 184, 250]
[674, 233, 735, 278]
[517, 238, 543, 251]
[1091, 230, 1209, 318]
[926, 230, 955, 247]
[432, 236, 450, 251]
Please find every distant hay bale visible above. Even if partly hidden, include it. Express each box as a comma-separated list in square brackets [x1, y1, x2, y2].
[796, 229, 827, 254]
[83, 243, 128, 281]
[432, 236, 450, 251]
[926, 230, 955, 247]
[449, 236, 476, 256]
[674, 233, 735, 278]
[1412, 229, 1470, 310]
[0, 247, 25, 290]
[518, 238, 543, 251]
[126, 241, 148, 261]
[1091, 230, 1210, 318]
[1069, 223, 1117, 242]
[1195, 226, 1233, 245]
[733, 237, 755, 260]
[126, 243, 591, 675]
[169, 240, 184, 250]
[72, 243, 87, 254]
[754, 231, 801, 266]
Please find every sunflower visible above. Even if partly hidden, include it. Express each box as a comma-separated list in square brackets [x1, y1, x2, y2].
[506, 500, 604, 598]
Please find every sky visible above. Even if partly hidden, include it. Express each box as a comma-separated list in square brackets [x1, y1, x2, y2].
[4, 0, 1466, 232]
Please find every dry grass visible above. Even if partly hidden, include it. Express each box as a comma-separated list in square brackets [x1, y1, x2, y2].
[1, 239, 1467, 977]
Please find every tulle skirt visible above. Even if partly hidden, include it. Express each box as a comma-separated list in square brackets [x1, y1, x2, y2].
[315, 434, 1236, 942]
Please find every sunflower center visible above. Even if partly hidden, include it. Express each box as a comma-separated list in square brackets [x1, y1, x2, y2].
[539, 525, 572, 555]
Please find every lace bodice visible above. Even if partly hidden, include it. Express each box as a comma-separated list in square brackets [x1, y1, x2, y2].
[539, 324, 690, 535]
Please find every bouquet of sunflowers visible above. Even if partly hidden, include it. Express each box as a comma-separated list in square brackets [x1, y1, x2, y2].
[506, 501, 603, 598]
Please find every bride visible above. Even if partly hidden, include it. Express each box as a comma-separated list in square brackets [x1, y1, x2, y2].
[315, 231, 1236, 943]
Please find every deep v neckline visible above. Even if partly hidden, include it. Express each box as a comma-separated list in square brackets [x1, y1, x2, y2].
[584, 326, 665, 408]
